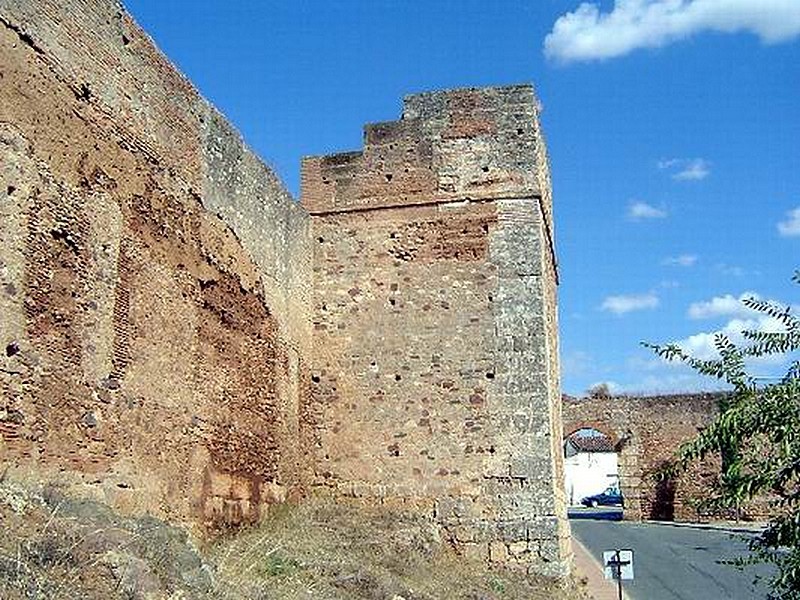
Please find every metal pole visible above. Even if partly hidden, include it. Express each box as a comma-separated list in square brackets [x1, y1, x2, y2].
[616, 550, 623, 600]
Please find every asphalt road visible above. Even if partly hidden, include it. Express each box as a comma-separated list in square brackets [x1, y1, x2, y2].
[571, 518, 773, 599]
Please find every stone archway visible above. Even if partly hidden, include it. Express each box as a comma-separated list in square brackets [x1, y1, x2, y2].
[564, 421, 619, 446]
[562, 419, 643, 521]
[561, 393, 723, 522]
[563, 426, 619, 507]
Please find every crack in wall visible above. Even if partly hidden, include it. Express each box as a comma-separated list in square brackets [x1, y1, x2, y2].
[0, 16, 44, 55]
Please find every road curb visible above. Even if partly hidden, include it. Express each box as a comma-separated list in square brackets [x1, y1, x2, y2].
[640, 519, 766, 536]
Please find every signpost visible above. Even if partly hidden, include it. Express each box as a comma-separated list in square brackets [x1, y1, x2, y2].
[603, 548, 634, 600]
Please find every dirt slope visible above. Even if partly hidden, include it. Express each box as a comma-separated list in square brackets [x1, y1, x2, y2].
[0, 480, 587, 599]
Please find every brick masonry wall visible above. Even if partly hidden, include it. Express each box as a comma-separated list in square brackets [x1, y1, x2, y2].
[563, 394, 725, 521]
[302, 86, 570, 576]
[0, 0, 311, 531]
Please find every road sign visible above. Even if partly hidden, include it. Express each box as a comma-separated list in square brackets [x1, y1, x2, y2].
[604, 549, 634, 580]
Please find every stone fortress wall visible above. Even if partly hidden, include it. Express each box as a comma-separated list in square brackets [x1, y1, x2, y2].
[0, 0, 569, 576]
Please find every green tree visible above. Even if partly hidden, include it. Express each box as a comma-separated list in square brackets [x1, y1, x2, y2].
[646, 271, 800, 598]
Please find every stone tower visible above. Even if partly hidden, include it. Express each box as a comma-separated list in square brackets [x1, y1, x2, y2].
[301, 84, 569, 575]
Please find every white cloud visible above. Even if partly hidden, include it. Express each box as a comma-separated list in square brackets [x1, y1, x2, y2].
[673, 158, 710, 181]
[628, 292, 798, 392]
[777, 207, 800, 237]
[601, 292, 659, 314]
[544, 0, 800, 64]
[687, 291, 761, 319]
[620, 371, 728, 394]
[658, 157, 710, 181]
[628, 201, 667, 220]
[562, 350, 594, 377]
[657, 158, 680, 170]
[677, 289, 796, 365]
[688, 290, 799, 320]
[716, 263, 746, 277]
[662, 254, 697, 267]
[627, 354, 682, 371]
[676, 316, 787, 361]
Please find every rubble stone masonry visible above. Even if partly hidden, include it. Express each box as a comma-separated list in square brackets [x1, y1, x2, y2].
[1, 0, 568, 577]
[302, 86, 569, 575]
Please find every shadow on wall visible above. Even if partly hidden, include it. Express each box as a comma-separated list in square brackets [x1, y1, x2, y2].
[652, 465, 676, 521]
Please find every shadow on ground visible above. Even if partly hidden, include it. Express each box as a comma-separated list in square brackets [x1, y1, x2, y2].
[568, 507, 623, 522]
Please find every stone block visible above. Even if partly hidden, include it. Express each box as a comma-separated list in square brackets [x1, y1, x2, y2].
[259, 481, 287, 504]
[462, 541, 489, 562]
[488, 541, 509, 562]
[508, 540, 529, 557]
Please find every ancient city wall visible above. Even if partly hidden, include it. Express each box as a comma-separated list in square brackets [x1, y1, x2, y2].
[1, 0, 570, 578]
[563, 394, 723, 521]
[0, 0, 311, 530]
[302, 86, 570, 576]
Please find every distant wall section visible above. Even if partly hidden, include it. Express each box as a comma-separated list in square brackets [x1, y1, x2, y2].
[563, 394, 723, 521]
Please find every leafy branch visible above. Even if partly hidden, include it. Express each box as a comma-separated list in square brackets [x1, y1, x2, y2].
[645, 271, 800, 598]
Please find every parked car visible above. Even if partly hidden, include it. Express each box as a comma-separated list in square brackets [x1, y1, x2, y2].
[580, 486, 623, 507]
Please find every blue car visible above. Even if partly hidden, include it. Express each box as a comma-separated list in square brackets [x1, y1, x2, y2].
[581, 487, 623, 507]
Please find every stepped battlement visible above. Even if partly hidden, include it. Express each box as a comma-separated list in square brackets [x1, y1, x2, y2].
[302, 85, 551, 216]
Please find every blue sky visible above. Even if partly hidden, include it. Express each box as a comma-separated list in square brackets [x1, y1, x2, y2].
[123, 0, 800, 396]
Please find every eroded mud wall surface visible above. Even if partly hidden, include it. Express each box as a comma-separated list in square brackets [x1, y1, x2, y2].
[0, 0, 311, 530]
[302, 85, 570, 576]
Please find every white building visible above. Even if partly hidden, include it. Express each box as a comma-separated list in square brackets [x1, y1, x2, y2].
[563, 432, 619, 506]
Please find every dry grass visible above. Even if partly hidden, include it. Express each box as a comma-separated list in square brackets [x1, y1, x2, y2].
[0, 481, 586, 600]
[209, 497, 585, 600]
